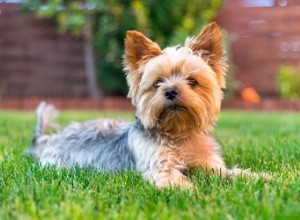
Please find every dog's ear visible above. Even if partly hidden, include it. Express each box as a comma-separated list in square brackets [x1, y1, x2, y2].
[124, 31, 161, 71]
[123, 31, 161, 103]
[186, 22, 227, 88]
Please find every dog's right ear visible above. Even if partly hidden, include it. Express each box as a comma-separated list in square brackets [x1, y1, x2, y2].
[124, 31, 161, 71]
[123, 31, 161, 103]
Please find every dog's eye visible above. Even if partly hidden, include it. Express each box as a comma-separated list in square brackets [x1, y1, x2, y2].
[153, 78, 164, 88]
[187, 77, 198, 87]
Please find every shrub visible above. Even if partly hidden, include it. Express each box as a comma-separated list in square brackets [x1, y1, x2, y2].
[93, 0, 224, 95]
[277, 65, 300, 100]
[22, 0, 224, 95]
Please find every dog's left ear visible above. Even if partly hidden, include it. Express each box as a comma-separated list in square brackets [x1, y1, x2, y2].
[124, 31, 161, 104]
[187, 22, 227, 88]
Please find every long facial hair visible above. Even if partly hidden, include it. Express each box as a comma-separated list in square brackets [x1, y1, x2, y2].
[123, 22, 227, 141]
[137, 82, 221, 140]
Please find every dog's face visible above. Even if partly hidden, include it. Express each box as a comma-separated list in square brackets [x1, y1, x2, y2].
[123, 23, 227, 138]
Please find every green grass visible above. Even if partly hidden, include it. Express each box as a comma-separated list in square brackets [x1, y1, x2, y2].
[0, 110, 299, 220]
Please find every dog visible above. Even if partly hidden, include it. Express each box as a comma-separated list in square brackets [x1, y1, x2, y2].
[27, 22, 267, 189]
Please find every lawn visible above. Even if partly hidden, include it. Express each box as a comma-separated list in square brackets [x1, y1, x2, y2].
[0, 110, 299, 219]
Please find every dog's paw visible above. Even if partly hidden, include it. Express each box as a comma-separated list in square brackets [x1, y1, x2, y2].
[155, 179, 193, 190]
[260, 172, 272, 181]
[226, 167, 272, 181]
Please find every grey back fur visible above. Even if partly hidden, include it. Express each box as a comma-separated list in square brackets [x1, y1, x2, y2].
[28, 119, 136, 171]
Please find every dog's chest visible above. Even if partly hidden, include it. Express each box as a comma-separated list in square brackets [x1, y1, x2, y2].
[174, 134, 219, 168]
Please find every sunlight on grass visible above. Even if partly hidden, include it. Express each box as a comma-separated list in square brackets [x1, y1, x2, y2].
[0, 110, 299, 219]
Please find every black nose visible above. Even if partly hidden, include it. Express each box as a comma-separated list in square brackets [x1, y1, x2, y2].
[165, 88, 178, 100]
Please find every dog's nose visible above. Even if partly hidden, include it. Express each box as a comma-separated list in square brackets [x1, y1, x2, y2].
[165, 88, 178, 100]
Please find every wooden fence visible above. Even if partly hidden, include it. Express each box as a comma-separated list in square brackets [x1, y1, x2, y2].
[0, 3, 88, 97]
[216, 0, 300, 97]
[1, 2, 300, 98]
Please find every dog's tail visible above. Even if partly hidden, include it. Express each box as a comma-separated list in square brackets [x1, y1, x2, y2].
[32, 101, 60, 145]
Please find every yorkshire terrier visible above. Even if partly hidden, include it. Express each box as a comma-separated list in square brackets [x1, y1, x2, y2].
[28, 23, 268, 189]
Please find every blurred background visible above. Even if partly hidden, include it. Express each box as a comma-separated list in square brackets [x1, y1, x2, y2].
[0, 0, 300, 110]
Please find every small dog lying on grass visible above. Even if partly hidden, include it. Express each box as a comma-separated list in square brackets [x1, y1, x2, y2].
[27, 23, 269, 189]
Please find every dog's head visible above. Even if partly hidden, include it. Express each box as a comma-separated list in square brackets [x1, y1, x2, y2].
[123, 22, 227, 138]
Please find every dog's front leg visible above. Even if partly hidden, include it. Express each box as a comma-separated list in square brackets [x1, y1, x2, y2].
[135, 146, 193, 189]
[180, 135, 271, 181]
[153, 169, 193, 189]
[152, 152, 193, 189]
[200, 152, 271, 181]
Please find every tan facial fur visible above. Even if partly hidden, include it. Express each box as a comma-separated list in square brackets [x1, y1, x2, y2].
[124, 22, 227, 139]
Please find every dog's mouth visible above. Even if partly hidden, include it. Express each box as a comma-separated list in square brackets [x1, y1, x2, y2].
[158, 104, 187, 121]
[164, 104, 187, 114]
[168, 104, 186, 111]
[156, 103, 202, 137]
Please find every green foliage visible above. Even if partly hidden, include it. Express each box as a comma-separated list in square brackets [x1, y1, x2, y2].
[1, 110, 300, 219]
[93, 1, 142, 95]
[277, 65, 300, 100]
[145, 0, 224, 45]
[22, 0, 100, 35]
[93, 0, 224, 95]
[23, 0, 224, 95]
